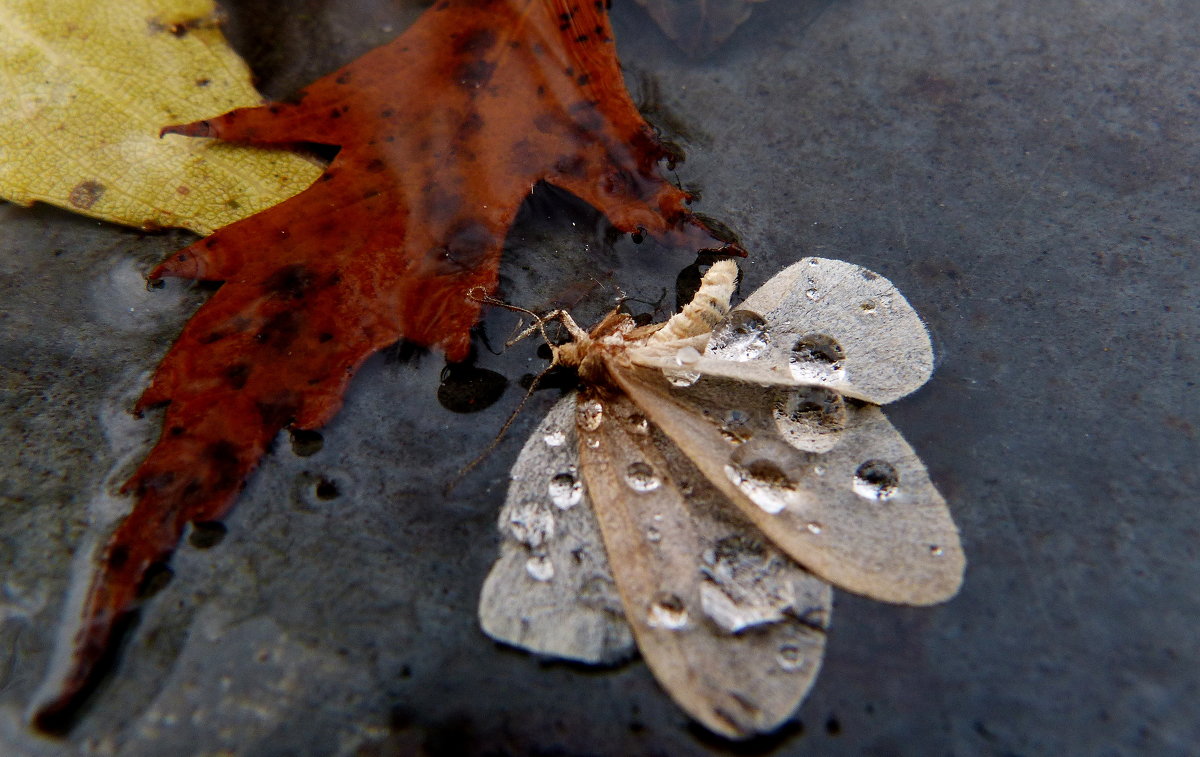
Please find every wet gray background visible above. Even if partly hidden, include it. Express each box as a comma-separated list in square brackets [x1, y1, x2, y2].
[2, 0, 1197, 754]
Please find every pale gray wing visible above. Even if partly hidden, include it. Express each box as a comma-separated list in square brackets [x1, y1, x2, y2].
[578, 389, 830, 739]
[478, 393, 635, 665]
[613, 365, 964, 606]
[628, 257, 933, 405]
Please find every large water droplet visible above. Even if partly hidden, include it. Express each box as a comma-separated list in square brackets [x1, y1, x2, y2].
[505, 501, 555, 548]
[724, 440, 805, 515]
[525, 555, 555, 582]
[774, 386, 848, 451]
[853, 459, 900, 500]
[647, 593, 689, 630]
[548, 470, 583, 509]
[577, 399, 604, 431]
[708, 310, 770, 362]
[789, 333, 846, 383]
[543, 430, 566, 447]
[624, 462, 661, 492]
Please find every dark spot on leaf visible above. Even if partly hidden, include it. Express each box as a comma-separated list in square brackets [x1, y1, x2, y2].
[207, 440, 243, 491]
[454, 27, 498, 56]
[264, 264, 314, 299]
[256, 396, 299, 428]
[68, 181, 105, 209]
[255, 310, 301, 350]
[224, 363, 250, 389]
[108, 546, 130, 570]
[455, 59, 497, 91]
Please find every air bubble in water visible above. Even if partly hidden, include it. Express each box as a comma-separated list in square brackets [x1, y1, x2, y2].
[548, 471, 582, 509]
[853, 459, 900, 500]
[624, 462, 661, 492]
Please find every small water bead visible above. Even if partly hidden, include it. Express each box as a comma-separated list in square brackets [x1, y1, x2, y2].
[707, 310, 770, 362]
[929, 544, 944, 556]
[505, 501, 555, 548]
[577, 400, 604, 431]
[548, 471, 583, 509]
[647, 593, 690, 631]
[805, 521, 823, 535]
[627, 413, 650, 434]
[525, 555, 555, 582]
[646, 527, 662, 543]
[776, 644, 809, 672]
[719, 409, 754, 443]
[853, 459, 900, 500]
[804, 288, 819, 301]
[624, 462, 661, 492]
[585, 437, 601, 449]
[859, 299, 878, 315]
[542, 430, 566, 447]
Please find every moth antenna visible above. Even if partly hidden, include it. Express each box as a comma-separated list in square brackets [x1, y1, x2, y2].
[648, 258, 738, 344]
[443, 364, 554, 495]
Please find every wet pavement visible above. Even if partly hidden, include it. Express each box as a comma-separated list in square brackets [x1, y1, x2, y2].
[1, 0, 1197, 754]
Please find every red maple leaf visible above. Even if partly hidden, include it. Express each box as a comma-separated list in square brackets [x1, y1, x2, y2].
[34, 0, 741, 730]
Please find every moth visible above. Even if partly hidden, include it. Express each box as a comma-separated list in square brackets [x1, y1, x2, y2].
[478, 257, 965, 739]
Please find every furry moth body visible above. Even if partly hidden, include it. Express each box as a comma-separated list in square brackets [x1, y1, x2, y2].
[479, 258, 964, 739]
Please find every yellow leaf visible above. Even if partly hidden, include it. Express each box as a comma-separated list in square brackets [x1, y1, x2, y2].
[0, 0, 323, 235]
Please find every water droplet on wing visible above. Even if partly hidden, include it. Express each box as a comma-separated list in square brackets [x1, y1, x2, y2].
[548, 471, 582, 509]
[853, 459, 900, 500]
[505, 501, 555, 548]
[708, 310, 770, 361]
[789, 333, 846, 383]
[647, 593, 689, 630]
[577, 399, 604, 431]
[525, 555, 555, 582]
[624, 462, 661, 492]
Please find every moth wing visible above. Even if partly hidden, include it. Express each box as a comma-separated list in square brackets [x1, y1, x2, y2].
[479, 393, 635, 665]
[611, 364, 964, 605]
[628, 257, 933, 405]
[578, 389, 830, 739]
